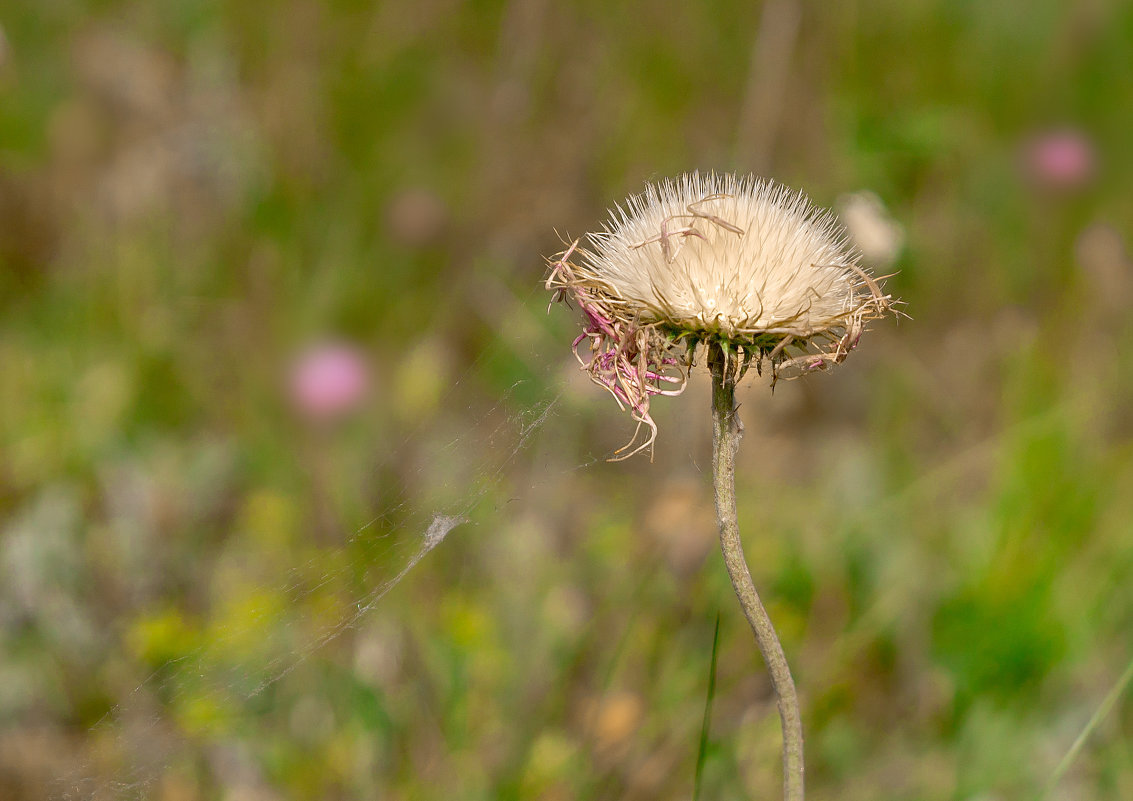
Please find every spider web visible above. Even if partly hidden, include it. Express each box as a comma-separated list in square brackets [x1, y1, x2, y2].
[46, 299, 596, 800]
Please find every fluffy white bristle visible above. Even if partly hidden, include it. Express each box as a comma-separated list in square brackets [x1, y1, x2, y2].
[581, 172, 862, 338]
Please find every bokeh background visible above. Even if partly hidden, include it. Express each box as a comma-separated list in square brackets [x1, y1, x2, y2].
[2, 1, 1132, 799]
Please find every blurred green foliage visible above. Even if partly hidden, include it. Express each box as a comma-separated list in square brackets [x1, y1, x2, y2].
[1, 0, 1132, 799]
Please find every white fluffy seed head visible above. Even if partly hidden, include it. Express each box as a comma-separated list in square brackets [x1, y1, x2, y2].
[577, 172, 871, 339]
[545, 172, 897, 458]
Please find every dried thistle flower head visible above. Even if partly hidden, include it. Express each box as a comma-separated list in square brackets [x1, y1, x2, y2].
[547, 171, 897, 459]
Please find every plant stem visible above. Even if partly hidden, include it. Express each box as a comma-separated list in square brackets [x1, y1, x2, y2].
[708, 342, 804, 801]
[1043, 653, 1133, 798]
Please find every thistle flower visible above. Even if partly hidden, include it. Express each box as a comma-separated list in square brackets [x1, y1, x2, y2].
[1022, 127, 1095, 190]
[547, 172, 895, 458]
[288, 341, 370, 423]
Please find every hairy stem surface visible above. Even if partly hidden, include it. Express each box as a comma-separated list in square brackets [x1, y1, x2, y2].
[708, 342, 804, 801]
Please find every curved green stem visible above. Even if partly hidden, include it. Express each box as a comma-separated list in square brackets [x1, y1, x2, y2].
[708, 342, 804, 801]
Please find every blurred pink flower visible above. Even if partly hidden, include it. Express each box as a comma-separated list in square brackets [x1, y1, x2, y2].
[289, 342, 369, 421]
[1023, 128, 1095, 189]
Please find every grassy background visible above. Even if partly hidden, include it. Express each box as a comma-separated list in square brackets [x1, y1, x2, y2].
[2, 1, 1132, 799]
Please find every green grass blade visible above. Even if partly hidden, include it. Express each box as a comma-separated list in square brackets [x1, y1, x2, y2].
[694, 613, 722, 801]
